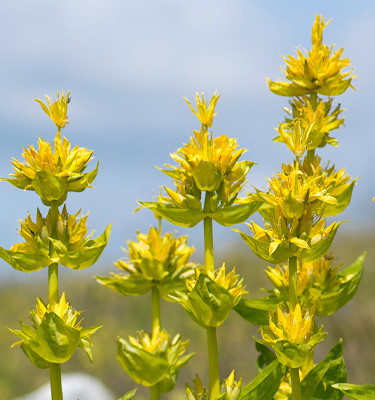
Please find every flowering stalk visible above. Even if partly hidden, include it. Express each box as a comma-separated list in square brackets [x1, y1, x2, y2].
[151, 286, 161, 400]
[203, 192, 220, 399]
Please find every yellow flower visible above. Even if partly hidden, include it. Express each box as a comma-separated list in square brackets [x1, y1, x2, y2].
[282, 96, 344, 148]
[265, 259, 311, 295]
[187, 263, 248, 306]
[97, 226, 196, 300]
[160, 129, 251, 205]
[35, 90, 71, 128]
[11, 205, 91, 254]
[266, 303, 314, 344]
[30, 293, 82, 330]
[10, 293, 101, 365]
[267, 15, 355, 97]
[4, 131, 97, 205]
[184, 91, 220, 128]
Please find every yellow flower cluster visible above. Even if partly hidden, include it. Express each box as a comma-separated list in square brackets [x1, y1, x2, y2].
[184, 91, 220, 128]
[128, 327, 189, 357]
[187, 263, 247, 306]
[265, 304, 314, 344]
[11, 206, 90, 254]
[115, 226, 195, 282]
[30, 293, 82, 331]
[9, 132, 93, 188]
[35, 90, 71, 129]
[267, 15, 355, 97]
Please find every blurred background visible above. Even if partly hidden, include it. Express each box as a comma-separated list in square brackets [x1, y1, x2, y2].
[0, 1, 374, 399]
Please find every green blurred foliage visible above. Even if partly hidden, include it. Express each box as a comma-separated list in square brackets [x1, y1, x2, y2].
[0, 227, 374, 399]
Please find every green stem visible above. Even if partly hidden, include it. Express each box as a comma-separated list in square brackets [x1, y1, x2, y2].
[290, 367, 302, 400]
[151, 385, 160, 400]
[207, 327, 220, 400]
[203, 191, 220, 400]
[152, 287, 161, 334]
[48, 202, 63, 399]
[50, 363, 63, 400]
[151, 286, 161, 400]
[203, 192, 214, 274]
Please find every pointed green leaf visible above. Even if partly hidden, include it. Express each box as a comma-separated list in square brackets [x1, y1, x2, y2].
[159, 370, 178, 394]
[59, 224, 111, 269]
[301, 339, 346, 400]
[239, 359, 286, 400]
[300, 222, 343, 262]
[67, 162, 99, 191]
[139, 202, 204, 228]
[183, 274, 234, 328]
[255, 342, 276, 372]
[210, 202, 261, 226]
[32, 170, 67, 205]
[236, 231, 293, 264]
[0, 247, 51, 272]
[234, 297, 287, 326]
[96, 275, 152, 296]
[29, 312, 80, 363]
[192, 160, 223, 191]
[332, 384, 375, 400]
[116, 337, 170, 387]
[20, 342, 50, 369]
[317, 182, 356, 217]
[317, 253, 365, 317]
[118, 389, 137, 400]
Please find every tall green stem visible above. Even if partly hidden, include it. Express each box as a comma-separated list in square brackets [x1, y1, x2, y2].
[290, 368, 301, 400]
[203, 191, 220, 400]
[206, 327, 220, 400]
[152, 287, 161, 335]
[151, 286, 161, 400]
[203, 192, 214, 274]
[48, 202, 63, 400]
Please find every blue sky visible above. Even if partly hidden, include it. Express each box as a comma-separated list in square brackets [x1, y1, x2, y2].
[0, 1, 374, 280]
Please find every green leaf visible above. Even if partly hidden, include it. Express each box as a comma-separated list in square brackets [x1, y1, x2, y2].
[332, 384, 375, 400]
[239, 359, 286, 400]
[96, 275, 152, 296]
[0, 247, 51, 272]
[210, 202, 261, 227]
[1, 177, 31, 190]
[300, 222, 343, 262]
[301, 339, 346, 400]
[59, 224, 111, 269]
[118, 389, 137, 400]
[318, 78, 352, 96]
[316, 181, 356, 217]
[183, 274, 234, 328]
[256, 330, 327, 369]
[29, 313, 80, 363]
[159, 370, 178, 393]
[316, 253, 365, 317]
[236, 231, 293, 264]
[139, 202, 205, 228]
[255, 342, 276, 372]
[32, 170, 67, 205]
[20, 342, 50, 369]
[116, 337, 170, 387]
[67, 162, 99, 191]
[192, 160, 223, 192]
[234, 297, 286, 326]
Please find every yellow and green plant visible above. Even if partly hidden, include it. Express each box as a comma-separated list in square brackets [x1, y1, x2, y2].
[1, 91, 111, 400]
